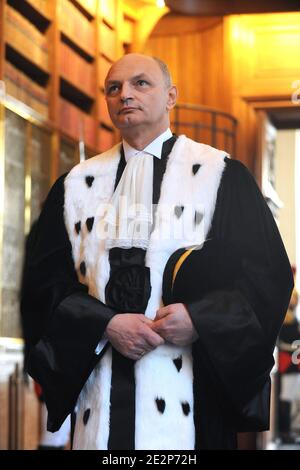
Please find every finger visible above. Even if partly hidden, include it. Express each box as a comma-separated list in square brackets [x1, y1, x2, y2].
[139, 316, 154, 326]
[149, 320, 167, 342]
[151, 318, 163, 332]
[143, 327, 165, 347]
[155, 305, 172, 320]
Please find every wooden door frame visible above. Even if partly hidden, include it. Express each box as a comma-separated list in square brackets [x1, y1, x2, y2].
[243, 94, 299, 186]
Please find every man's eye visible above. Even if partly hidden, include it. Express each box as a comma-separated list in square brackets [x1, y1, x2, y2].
[106, 85, 119, 95]
[136, 80, 149, 87]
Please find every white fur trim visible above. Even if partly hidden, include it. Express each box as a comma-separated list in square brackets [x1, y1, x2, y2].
[72, 349, 112, 449]
[64, 136, 227, 449]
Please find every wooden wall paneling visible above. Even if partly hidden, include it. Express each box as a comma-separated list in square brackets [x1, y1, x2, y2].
[0, 379, 9, 449]
[201, 21, 224, 108]
[58, 0, 95, 58]
[73, 0, 97, 18]
[94, 0, 102, 154]
[144, 14, 260, 164]
[59, 96, 80, 145]
[119, 2, 137, 55]
[247, 99, 259, 175]
[151, 15, 222, 37]
[4, 62, 49, 117]
[99, 89, 112, 128]
[234, 13, 300, 98]
[221, 15, 234, 114]
[22, 380, 40, 449]
[231, 95, 256, 169]
[131, 4, 168, 53]
[24, 0, 53, 22]
[144, 15, 226, 108]
[221, 13, 300, 169]
[179, 68, 208, 139]
[48, 0, 59, 182]
[99, 124, 115, 152]
[59, 97, 97, 151]
[83, 111, 98, 150]
[0, 0, 6, 81]
[50, 130, 60, 185]
[5, 5, 50, 73]
[121, 15, 134, 46]
[178, 33, 202, 104]
[144, 29, 203, 134]
[143, 34, 179, 89]
[98, 54, 112, 91]
[100, 21, 117, 62]
[59, 41, 96, 98]
[115, 0, 125, 58]
[100, 0, 116, 29]
[58, 0, 98, 162]
[48, 0, 59, 124]
[98, 1, 119, 152]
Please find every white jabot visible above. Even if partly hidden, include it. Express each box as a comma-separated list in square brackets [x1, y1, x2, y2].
[103, 128, 173, 250]
[123, 127, 173, 162]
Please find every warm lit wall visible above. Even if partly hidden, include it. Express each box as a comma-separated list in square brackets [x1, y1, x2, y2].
[143, 16, 225, 108]
[224, 12, 300, 171]
[226, 13, 300, 98]
[275, 129, 296, 266]
[142, 12, 300, 172]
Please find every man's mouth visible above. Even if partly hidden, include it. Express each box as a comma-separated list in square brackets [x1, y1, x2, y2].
[118, 107, 139, 115]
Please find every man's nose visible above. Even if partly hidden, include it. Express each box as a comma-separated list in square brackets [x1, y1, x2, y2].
[120, 83, 133, 103]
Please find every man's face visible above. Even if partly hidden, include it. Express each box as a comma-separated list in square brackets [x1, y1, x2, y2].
[104, 54, 175, 132]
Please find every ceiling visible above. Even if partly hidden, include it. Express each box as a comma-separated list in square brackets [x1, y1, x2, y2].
[165, 0, 300, 16]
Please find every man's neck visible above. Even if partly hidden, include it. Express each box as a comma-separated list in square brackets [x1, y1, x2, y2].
[121, 123, 170, 150]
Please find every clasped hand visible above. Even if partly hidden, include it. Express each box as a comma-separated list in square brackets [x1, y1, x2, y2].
[105, 303, 198, 360]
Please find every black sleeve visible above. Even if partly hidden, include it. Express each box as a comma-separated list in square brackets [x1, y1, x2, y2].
[20, 174, 116, 431]
[187, 158, 294, 427]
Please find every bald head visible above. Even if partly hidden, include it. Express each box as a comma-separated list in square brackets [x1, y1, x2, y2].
[105, 54, 172, 90]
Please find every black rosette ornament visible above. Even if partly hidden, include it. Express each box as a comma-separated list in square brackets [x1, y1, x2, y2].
[105, 265, 151, 313]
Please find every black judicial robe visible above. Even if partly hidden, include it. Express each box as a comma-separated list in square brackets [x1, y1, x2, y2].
[21, 138, 293, 449]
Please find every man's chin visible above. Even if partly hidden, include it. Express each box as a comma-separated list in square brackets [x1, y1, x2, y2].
[113, 116, 142, 129]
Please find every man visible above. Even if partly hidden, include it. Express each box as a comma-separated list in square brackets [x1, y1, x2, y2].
[21, 54, 293, 450]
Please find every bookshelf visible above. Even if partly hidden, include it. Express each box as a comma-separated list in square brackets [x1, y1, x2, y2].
[1, 0, 129, 164]
[58, 0, 96, 59]
[5, 6, 50, 78]
[97, 0, 119, 153]
[0, 0, 165, 338]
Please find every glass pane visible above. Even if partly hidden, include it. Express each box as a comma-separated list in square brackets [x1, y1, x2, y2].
[59, 138, 78, 176]
[30, 125, 51, 222]
[1, 109, 26, 337]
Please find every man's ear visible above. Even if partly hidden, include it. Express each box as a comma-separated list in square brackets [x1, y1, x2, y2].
[166, 85, 178, 111]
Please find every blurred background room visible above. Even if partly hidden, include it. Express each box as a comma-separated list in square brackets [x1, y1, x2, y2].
[0, 0, 299, 450]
